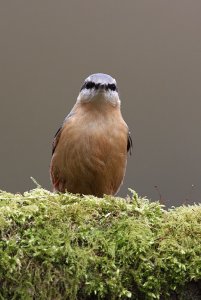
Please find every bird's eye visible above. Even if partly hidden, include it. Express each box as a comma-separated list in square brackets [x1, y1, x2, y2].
[108, 84, 117, 91]
[85, 81, 95, 89]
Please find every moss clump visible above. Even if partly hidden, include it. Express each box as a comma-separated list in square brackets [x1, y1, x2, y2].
[0, 188, 200, 299]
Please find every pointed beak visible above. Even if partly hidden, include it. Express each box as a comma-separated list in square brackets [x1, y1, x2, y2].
[97, 84, 107, 93]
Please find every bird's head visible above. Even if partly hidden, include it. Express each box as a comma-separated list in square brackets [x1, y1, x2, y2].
[77, 73, 120, 107]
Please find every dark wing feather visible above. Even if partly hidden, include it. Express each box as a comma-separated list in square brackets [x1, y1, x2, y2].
[127, 131, 133, 155]
[51, 111, 75, 156]
[52, 127, 62, 155]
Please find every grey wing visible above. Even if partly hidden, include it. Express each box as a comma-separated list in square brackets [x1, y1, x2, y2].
[127, 131, 133, 155]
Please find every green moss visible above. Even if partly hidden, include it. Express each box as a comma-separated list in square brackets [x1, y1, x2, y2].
[0, 188, 200, 299]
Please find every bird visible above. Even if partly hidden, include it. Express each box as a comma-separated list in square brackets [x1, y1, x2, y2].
[50, 73, 132, 197]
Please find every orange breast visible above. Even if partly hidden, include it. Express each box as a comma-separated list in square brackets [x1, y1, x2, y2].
[50, 102, 128, 196]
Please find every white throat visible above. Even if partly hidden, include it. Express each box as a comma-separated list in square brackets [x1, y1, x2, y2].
[77, 90, 121, 107]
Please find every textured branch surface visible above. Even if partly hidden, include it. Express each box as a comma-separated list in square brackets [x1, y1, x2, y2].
[0, 188, 200, 299]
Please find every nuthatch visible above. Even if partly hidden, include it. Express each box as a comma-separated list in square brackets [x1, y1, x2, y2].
[50, 73, 132, 197]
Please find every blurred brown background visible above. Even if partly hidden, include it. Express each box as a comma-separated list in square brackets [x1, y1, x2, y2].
[0, 1, 201, 206]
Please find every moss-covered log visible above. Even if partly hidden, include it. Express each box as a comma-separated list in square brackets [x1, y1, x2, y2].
[0, 188, 200, 299]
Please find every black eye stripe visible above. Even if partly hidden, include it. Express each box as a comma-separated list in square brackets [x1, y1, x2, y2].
[80, 81, 95, 91]
[86, 81, 95, 89]
[80, 81, 118, 91]
[108, 83, 117, 91]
